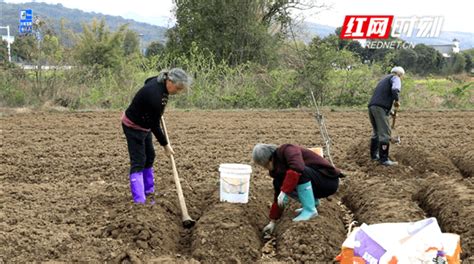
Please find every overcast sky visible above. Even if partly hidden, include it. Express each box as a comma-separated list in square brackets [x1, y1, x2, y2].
[4, 0, 473, 33]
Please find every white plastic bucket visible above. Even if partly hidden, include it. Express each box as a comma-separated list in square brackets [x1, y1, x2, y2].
[219, 163, 252, 203]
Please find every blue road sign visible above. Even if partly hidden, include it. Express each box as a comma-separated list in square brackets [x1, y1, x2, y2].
[19, 9, 33, 34]
[20, 9, 33, 21]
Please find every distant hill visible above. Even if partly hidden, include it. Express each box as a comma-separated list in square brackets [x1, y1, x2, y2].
[293, 22, 335, 43]
[2, 2, 473, 51]
[401, 31, 474, 50]
[0, 2, 167, 45]
[303, 22, 474, 50]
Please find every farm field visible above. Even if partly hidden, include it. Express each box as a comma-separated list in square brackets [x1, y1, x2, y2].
[1, 109, 473, 263]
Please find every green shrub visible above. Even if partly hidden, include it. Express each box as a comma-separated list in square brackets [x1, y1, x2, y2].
[0, 64, 28, 106]
[1, 44, 472, 110]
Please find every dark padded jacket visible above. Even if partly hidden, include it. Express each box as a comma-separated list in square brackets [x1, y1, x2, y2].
[125, 76, 168, 146]
[368, 74, 401, 112]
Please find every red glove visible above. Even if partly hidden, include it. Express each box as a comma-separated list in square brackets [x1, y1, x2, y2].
[269, 169, 302, 220]
[269, 202, 282, 220]
[280, 169, 301, 193]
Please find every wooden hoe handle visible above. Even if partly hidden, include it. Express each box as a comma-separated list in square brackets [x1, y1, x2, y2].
[160, 117, 195, 228]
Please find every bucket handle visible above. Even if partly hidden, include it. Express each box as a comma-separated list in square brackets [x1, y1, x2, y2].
[221, 177, 248, 194]
[221, 177, 248, 186]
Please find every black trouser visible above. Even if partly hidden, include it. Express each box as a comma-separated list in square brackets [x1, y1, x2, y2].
[122, 124, 155, 174]
[368, 105, 391, 144]
[295, 166, 339, 199]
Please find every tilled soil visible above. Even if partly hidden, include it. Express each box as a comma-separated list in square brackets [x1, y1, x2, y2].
[1, 109, 473, 263]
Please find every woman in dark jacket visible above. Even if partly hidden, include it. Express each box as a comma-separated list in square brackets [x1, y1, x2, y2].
[252, 143, 344, 236]
[122, 68, 192, 204]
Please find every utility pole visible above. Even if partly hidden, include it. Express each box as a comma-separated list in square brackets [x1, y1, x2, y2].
[138, 33, 145, 55]
[0, 25, 12, 62]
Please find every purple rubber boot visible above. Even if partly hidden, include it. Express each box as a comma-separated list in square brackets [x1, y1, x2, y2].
[143, 167, 155, 195]
[130, 172, 146, 203]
